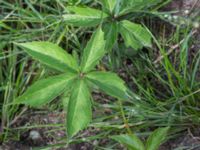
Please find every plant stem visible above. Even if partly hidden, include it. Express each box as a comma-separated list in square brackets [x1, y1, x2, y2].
[118, 100, 132, 134]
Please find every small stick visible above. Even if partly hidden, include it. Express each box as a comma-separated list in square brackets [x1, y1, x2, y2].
[9, 107, 28, 126]
[153, 30, 197, 64]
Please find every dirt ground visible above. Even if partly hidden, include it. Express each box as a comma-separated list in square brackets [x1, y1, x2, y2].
[1, 111, 200, 150]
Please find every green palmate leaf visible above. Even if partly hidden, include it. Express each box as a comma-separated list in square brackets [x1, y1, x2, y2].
[67, 79, 92, 137]
[111, 134, 145, 150]
[15, 72, 77, 107]
[63, 6, 108, 27]
[104, 22, 118, 51]
[146, 127, 169, 150]
[119, 23, 143, 50]
[100, 0, 117, 13]
[81, 27, 106, 73]
[16, 42, 78, 72]
[120, 20, 152, 49]
[86, 71, 128, 100]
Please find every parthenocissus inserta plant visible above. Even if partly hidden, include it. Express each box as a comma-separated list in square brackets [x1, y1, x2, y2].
[15, 27, 129, 138]
[62, 0, 159, 51]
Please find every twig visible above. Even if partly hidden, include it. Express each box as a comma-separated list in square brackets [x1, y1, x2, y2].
[153, 30, 197, 64]
[9, 107, 28, 126]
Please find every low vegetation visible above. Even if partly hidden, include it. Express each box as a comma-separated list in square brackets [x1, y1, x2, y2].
[0, 0, 200, 149]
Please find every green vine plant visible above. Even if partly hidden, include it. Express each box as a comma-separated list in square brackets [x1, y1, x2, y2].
[62, 0, 162, 51]
[14, 27, 128, 138]
[111, 127, 169, 150]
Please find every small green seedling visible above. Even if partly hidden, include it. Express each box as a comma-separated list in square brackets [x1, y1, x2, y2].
[111, 127, 169, 150]
[63, 0, 160, 51]
[15, 27, 128, 138]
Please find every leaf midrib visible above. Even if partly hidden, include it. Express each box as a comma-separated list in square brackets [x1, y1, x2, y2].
[23, 75, 76, 98]
[70, 80, 83, 128]
[64, 14, 105, 20]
